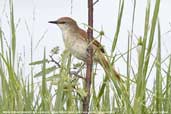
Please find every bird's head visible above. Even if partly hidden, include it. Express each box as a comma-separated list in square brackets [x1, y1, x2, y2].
[49, 17, 78, 31]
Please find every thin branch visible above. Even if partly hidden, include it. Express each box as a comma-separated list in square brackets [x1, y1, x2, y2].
[93, 0, 99, 5]
[83, 0, 93, 113]
[49, 55, 61, 67]
[49, 55, 85, 80]
[69, 71, 85, 79]
[70, 0, 73, 15]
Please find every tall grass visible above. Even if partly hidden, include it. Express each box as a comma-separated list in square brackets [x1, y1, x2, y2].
[0, 0, 171, 113]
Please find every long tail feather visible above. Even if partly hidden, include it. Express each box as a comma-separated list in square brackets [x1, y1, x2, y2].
[98, 52, 121, 81]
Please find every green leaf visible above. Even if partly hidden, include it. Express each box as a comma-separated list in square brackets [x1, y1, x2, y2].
[46, 74, 60, 81]
[76, 88, 87, 98]
[29, 59, 49, 65]
[34, 65, 57, 77]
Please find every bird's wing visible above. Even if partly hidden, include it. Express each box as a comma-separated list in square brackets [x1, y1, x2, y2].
[79, 28, 105, 53]
[79, 29, 121, 81]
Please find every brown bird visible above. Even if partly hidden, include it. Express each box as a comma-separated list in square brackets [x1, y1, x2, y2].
[49, 17, 120, 80]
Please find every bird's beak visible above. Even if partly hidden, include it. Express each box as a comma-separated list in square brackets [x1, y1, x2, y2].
[48, 21, 57, 24]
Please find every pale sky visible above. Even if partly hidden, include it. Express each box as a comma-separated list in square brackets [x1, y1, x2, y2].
[0, 0, 171, 90]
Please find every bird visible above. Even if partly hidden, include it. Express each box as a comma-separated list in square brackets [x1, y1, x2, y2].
[49, 17, 120, 81]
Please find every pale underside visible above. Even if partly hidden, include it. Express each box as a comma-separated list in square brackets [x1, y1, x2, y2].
[62, 29, 104, 62]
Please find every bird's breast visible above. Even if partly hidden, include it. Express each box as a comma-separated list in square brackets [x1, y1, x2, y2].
[63, 32, 88, 61]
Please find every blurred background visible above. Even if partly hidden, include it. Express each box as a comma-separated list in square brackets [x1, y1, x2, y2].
[0, 0, 171, 113]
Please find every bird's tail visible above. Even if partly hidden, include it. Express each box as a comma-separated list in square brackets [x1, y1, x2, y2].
[98, 52, 121, 81]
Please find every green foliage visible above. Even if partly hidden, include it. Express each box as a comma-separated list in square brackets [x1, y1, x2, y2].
[0, 0, 171, 113]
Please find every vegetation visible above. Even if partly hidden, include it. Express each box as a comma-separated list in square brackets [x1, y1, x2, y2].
[0, 0, 171, 114]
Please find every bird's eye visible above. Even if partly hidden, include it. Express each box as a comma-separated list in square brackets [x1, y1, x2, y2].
[59, 21, 66, 24]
